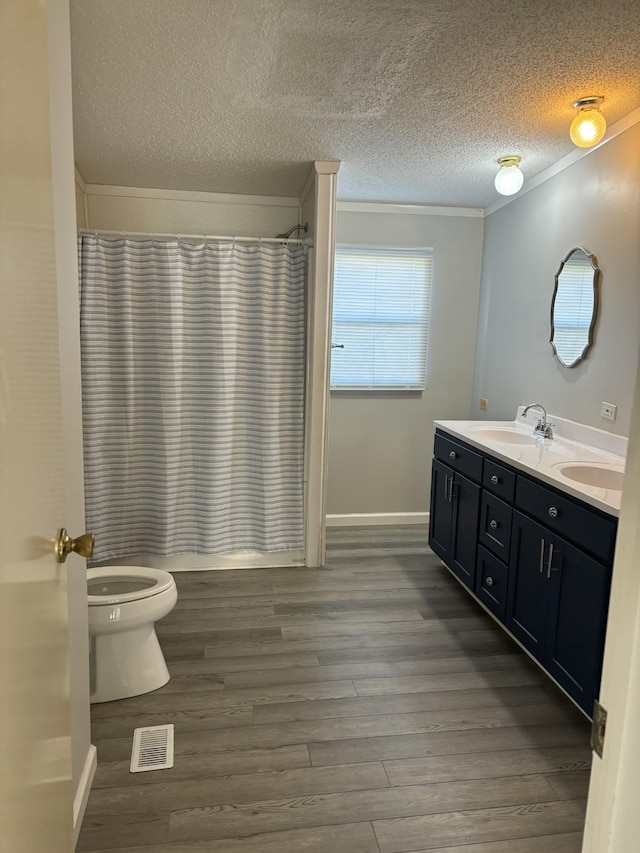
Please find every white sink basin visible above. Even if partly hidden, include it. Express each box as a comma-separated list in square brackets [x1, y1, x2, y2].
[470, 427, 541, 446]
[555, 463, 625, 491]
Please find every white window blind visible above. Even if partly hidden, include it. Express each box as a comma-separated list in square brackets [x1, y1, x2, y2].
[331, 247, 432, 390]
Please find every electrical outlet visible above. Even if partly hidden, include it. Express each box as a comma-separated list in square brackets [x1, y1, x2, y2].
[479, 398, 488, 411]
[601, 402, 617, 421]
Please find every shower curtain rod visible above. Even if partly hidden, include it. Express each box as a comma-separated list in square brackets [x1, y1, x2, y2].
[78, 228, 308, 245]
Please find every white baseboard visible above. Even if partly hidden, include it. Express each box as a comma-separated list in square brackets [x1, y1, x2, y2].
[73, 744, 97, 847]
[326, 512, 429, 527]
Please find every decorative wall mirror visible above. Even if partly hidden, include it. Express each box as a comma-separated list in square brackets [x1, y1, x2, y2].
[550, 247, 600, 368]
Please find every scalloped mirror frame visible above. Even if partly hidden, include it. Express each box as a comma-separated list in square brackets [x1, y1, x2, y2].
[550, 247, 600, 368]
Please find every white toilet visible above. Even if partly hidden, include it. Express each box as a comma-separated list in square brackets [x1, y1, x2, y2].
[87, 566, 178, 704]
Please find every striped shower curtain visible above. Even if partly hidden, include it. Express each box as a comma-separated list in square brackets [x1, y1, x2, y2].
[79, 235, 306, 562]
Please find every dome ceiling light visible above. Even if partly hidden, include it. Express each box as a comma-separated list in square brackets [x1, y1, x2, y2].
[494, 155, 524, 196]
[570, 96, 606, 148]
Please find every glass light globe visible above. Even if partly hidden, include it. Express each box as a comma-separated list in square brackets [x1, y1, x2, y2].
[494, 161, 524, 196]
[570, 109, 606, 148]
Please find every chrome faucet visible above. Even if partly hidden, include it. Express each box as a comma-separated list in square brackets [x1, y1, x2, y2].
[522, 403, 555, 439]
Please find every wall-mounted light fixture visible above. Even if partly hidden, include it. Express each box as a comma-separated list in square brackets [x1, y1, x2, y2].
[570, 96, 606, 148]
[494, 155, 524, 196]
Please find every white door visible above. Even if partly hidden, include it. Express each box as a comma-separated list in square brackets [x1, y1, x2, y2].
[0, 1, 74, 849]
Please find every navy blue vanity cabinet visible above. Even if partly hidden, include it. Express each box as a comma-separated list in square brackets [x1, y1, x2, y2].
[430, 427, 617, 718]
[506, 482, 615, 715]
[429, 433, 482, 590]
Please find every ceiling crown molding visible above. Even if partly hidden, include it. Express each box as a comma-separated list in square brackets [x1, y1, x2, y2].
[337, 201, 484, 217]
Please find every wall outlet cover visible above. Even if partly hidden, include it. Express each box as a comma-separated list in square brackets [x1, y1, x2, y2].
[600, 402, 617, 421]
[479, 398, 488, 411]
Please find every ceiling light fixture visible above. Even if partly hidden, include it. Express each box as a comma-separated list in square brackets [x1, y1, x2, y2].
[494, 155, 524, 196]
[570, 96, 606, 148]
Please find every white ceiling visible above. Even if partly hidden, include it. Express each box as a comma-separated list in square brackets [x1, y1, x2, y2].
[70, 0, 640, 208]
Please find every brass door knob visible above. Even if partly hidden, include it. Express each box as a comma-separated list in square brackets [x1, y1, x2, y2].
[55, 528, 95, 563]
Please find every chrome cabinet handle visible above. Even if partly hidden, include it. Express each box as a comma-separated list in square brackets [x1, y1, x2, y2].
[448, 476, 454, 502]
[485, 576, 495, 587]
[449, 451, 456, 459]
[444, 474, 449, 501]
[489, 519, 498, 530]
[539, 538, 546, 573]
[490, 474, 499, 485]
[547, 542, 555, 579]
[548, 506, 558, 518]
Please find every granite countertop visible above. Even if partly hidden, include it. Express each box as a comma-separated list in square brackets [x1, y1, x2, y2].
[434, 410, 627, 516]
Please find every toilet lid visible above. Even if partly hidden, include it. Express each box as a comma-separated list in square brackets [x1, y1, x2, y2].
[87, 566, 175, 605]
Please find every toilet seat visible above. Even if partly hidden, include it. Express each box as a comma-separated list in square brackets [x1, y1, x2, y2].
[87, 566, 175, 605]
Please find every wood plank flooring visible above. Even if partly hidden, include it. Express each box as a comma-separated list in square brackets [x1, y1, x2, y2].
[77, 526, 591, 852]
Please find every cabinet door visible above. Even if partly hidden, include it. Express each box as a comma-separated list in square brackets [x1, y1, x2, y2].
[429, 459, 454, 561]
[449, 472, 480, 588]
[506, 511, 551, 658]
[545, 535, 612, 714]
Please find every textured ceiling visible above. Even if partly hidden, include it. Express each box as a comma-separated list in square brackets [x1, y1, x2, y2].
[70, 0, 640, 208]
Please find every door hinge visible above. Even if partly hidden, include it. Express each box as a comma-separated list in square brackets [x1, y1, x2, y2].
[591, 699, 607, 759]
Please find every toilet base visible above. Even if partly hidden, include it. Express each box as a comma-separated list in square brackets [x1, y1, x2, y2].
[90, 624, 170, 704]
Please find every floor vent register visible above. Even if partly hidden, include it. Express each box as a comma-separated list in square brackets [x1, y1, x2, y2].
[130, 724, 175, 773]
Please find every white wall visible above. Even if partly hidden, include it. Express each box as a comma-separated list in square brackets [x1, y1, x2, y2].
[84, 185, 300, 238]
[472, 122, 640, 436]
[327, 205, 484, 515]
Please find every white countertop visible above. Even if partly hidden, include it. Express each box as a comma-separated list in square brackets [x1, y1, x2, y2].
[434, 412, 626, 516]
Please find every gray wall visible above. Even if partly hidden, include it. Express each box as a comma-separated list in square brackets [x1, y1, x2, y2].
[473, 123, 640, 435]
[326, 208, 484, 514]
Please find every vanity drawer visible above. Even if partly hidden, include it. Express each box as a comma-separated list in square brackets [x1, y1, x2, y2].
[479, 492, 513, 562]
[515, 475, 616, 563]
[482, 458, 516, 502]
[434, 433, 483, 482]
[475, 545, 508, 622]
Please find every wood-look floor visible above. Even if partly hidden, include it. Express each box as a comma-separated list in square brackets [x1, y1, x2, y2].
[77, 526, 591, 853]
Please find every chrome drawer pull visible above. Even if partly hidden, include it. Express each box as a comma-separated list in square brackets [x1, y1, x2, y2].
[548, 506, 558, 518]
[490, 474, 499, 485]
[449, 451, 456, 459]
[489, 519, 498, 530]
[485, 576, 495, 587]
[539, 538, 546, 573]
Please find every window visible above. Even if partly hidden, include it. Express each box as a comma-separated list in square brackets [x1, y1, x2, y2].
[330, 246, 432, 390]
